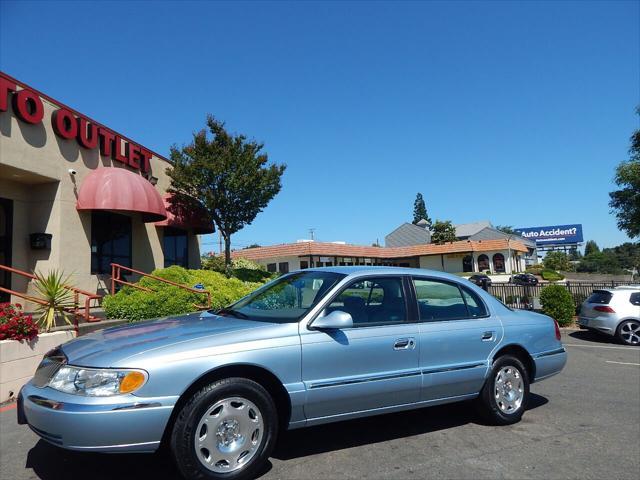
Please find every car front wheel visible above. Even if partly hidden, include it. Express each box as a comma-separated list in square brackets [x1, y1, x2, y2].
[170, 378, 278, 480]
[477, 355, 530, 425]
[617, 320, 640, 346]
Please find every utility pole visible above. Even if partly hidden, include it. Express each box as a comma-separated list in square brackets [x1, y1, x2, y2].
[309, 228, 316, 241]
[218, 231, 223, 255]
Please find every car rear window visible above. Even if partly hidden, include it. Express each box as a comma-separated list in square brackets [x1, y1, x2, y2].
[587, 290, 613, 304]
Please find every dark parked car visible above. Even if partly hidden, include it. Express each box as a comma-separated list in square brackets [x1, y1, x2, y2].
[511, 273, 539, 286]
[468, 274, 492, 287]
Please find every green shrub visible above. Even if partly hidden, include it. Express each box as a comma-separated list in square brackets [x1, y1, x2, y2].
[572, 293, 588, 314]
[526, 264, 544, 275]
[103, 266, 267, 322]
[201, 255, 226, 272]
[541, 269, 564, 281]
[540, 284, 575, 326]
[201, 256, 266, 273]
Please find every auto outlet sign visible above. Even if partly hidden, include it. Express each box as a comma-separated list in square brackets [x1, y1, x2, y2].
[0, 73, 153, 173]
[514, 224, 584, 246]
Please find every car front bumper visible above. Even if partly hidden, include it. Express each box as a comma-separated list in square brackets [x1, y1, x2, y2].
[578, 316, 617, 336]
[18, 381, 179, 453]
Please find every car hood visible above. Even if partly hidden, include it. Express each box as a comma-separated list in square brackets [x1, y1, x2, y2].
[59, 311, 275, 367]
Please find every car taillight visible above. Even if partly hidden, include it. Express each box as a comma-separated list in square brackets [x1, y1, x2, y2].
[554, 320, 561, 341]
[594, 305, 615, 313]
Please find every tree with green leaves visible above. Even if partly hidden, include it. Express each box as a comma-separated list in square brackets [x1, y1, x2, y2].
[167, 115, 286, 268]
[496, 225, 516, 234]
[606, 242, 640, 273]
[412, 193, 432, 227]
[568, 247, 582, 261]
[543, 251, 572, 271]
[431, 220, 457, 244]
[577, 251, 623, 274]
[584, 240, 600, 256]
[609, 109, 640, 239]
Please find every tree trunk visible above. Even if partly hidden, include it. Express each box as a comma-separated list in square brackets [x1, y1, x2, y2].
[224, 235, 232, 275]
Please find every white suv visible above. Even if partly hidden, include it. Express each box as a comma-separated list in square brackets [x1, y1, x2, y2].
[579, 286, 640, 346]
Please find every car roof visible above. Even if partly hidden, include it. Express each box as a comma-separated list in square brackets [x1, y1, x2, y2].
[300, 266, 466, 282]
[593, 286, 640, 294]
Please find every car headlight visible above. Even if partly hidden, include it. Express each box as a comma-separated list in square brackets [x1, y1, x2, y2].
[48, 366, 148, 396]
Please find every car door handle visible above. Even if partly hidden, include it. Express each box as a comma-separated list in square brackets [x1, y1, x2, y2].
[482, 331, 495, 341]
[394, 338, 415, 350]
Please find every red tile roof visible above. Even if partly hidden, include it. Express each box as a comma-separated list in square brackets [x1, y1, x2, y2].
[231, 239, 529, 261]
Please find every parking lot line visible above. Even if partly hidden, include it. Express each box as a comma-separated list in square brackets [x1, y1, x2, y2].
[605, 360, 640, 366]
[564, 343, 639, 351]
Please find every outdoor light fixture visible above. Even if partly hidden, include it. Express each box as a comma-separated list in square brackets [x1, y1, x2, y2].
[29, 233, 52, 250]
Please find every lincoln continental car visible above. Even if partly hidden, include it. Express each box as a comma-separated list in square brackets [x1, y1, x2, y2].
[18, 267, 567, 480]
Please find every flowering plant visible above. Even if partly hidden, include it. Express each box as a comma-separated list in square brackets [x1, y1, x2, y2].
[0, 303, 39, 341]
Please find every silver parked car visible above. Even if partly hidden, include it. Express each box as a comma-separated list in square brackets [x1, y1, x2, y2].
[578, 286, 640, 345]
[18, 267, 567, 480]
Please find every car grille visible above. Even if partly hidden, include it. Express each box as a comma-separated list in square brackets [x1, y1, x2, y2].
[31, 358, 63, 388]
[31, 347, 67, 388]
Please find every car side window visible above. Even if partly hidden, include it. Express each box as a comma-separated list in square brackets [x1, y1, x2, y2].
[630, 292, 640, 306]
[413, 278, 478, 321]
[460, 287, 488, 317]
[325, 277, 408, 327]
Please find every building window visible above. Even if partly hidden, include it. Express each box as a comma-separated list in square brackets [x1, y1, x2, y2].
[493, 253, 505, 273]
[163, 227, 188, 268]
[278, 262, 289, 273]
[91, 211, 131, 274]
[300, 260, 309, 269]
[267, 263, 276, 273]
[477, 254, 489, 272]
[462, 255, 473, 272]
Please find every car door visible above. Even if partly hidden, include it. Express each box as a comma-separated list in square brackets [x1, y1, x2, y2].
[300, 276, 421, 421]
[412, 276, 503, 401]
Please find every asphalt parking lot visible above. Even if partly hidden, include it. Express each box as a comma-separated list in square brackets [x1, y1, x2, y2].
[1, 330, 639, 480]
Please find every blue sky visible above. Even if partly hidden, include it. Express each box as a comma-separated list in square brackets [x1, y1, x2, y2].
[1, 0, 638, 253]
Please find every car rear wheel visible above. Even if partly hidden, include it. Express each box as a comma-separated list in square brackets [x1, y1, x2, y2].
[170, 378, 278, 480]
[617, 320, 640, 346]
[476, 355, 529, 425]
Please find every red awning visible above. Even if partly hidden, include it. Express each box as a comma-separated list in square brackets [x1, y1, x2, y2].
[76, 167, 167, 222]
[155, 193, 215, 234]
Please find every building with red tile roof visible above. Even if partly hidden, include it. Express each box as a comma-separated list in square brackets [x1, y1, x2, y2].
[231, 238, 529, 275]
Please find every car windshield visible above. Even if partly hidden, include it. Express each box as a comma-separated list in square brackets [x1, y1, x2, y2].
[216, 271, 346, 323]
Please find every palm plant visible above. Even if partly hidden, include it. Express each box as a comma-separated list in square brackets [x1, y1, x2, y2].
[32, 270, 75, 331]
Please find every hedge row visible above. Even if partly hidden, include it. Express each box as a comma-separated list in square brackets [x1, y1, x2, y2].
[103, 266, 267, 322]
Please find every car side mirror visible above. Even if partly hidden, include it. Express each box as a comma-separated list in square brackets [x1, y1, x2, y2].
[312, 310, 353, 330]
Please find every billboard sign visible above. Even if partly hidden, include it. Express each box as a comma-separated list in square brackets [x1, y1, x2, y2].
[514, 224, 583, 246]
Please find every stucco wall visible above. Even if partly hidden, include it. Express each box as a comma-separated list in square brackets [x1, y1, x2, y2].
[419, 250, 523, 274]
[0, 78, 202, 298]
[252, 255, 303, 272]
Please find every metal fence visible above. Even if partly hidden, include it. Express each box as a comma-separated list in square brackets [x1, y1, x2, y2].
[488, 281, 638, 310]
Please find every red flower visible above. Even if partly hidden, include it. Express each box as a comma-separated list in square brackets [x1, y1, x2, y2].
[0, 302, 38, 342]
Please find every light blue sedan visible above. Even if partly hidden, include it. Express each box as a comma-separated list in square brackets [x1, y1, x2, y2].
[18, 267, 567, 480]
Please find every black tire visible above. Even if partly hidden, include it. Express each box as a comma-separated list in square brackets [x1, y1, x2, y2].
[476, 355, 530, 425]
[616, 319, 640, 346]
[170, 377, 278, 480]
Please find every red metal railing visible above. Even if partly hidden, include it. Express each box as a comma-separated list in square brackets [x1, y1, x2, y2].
[0, 264, 102, 333]
[110, 263, 211, 309]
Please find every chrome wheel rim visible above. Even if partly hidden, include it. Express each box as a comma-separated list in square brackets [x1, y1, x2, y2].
[620, 321, 640, 345]
[194, 396, 264, 473]
[494, 366, 524, 414]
